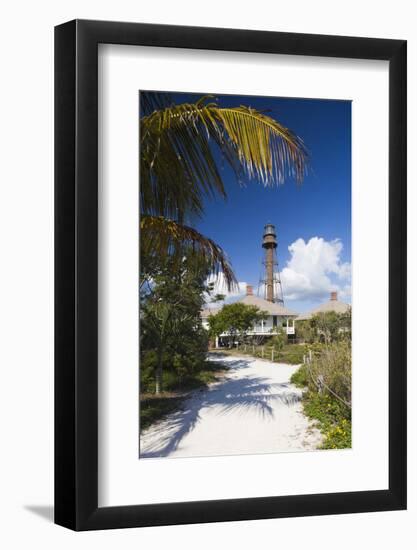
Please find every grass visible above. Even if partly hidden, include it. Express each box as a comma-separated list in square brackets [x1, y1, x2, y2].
[216, 343, 321, 365]
[140, 395, 185, 431]
[140, 359, 228, 430]
[303, 392, 351, 449]
[291, 363, 351, 449]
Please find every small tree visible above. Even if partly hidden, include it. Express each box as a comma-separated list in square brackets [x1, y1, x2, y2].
[294, 319, 315, 343]
[310, 309, 352, 344]
[208, 302, 267, 346]
[140, 254, 211, 394]
[270, 329, 286, 359]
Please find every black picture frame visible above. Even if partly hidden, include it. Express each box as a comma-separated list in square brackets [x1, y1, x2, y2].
[55, 19, 407, 531]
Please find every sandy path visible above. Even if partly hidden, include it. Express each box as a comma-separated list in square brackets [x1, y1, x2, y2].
[140, 354, 322, 459]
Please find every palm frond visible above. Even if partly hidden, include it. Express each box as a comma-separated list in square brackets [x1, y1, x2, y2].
[140, 98, 227, 220]
[140, 97, 309, 219]
[217, 106, 308, 184]
[140, 91, 174, 117]
[140, 215, 237, 290]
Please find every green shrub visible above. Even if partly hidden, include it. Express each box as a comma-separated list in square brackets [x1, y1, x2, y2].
[139, 360, 228, 428]
[140, 395, 184, 430]
[309, 341, 351, 404]
[295, 319, 316, 343]
[303, 392, 351, 449]
[278, 345, 307, 364]
[270, 331, 286, 352]
[290, 342, 352, 450]
[296, 310, 351, 344]
[290, 363, 309, 387]
[140, 350, 158, 393]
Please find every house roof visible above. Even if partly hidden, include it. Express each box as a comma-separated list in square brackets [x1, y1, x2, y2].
[200, 307, 220, 319]
[296, 298, 351, 321]
[236, 294, 298, 316]
[201, 295, 298, 318]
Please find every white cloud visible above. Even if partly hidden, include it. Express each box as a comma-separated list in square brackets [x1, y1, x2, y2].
[281, 237, 351, 302]
[204, 273, 247, 308]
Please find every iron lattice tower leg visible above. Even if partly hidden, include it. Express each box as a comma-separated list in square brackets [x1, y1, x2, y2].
[258, 223, 285, 305]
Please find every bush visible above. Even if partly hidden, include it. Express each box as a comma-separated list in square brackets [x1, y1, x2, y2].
[270, 331, 286, 352]
[303, 392, 351, 449]
[140, 327, 209, 393]
[140, 350, 158, 393]
[290, 363, 309, 386]
[296, 310, 352, 344]
[139, 360, 228, 429]
[278, 345, 307, 364]
[309, 341, 351, 404]
[290, 341, 352, 450]
[295, 320, 316, 343]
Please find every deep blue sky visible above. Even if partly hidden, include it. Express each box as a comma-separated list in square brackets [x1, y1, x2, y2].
[154, 91, 351, 312]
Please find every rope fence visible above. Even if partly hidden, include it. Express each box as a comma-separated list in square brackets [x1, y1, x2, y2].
[303, 350, 351, 409]
[230, 344, 351, 410]
[237, 344, 282, 363]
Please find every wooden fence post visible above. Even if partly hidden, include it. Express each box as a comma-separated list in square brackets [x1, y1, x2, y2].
[272, 349, 274, 362]
[317, 374, 324, 394]
[262, 347, 264, 358]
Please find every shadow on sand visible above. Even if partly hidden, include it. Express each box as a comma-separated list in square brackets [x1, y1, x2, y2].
[140, 357, 301, 458]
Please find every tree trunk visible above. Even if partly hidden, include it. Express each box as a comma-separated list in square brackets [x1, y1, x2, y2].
[155, 348, 163, 394]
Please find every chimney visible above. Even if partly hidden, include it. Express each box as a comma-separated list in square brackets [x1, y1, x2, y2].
[246, 284, 253, 296]
[330, 291, 338, 301]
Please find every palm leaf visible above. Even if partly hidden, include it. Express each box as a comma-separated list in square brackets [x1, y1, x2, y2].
[140, 215, 237, 290]
[217, 106, 308, 184]
[140, 96, 309, 219]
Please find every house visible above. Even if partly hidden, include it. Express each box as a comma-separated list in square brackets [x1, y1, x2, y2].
[295, 291, 350, 321]
[201, 284, 298, 346]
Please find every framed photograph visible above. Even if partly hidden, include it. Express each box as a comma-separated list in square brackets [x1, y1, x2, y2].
[55, 20, 406, 530]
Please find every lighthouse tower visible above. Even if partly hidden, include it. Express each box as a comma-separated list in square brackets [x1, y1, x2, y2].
[259, 223, 285, 305]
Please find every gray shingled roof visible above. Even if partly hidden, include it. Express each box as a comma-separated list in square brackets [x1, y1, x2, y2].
[201, 294, 298, 318]
[296, 298, 350, 321]
[200, 307, 220, 319]
[236, 294, 298, 316]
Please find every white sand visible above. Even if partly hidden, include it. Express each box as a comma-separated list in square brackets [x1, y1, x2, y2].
[140, 354, 323, 459]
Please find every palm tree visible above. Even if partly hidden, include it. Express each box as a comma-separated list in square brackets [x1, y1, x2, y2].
[140, 94, 308, 289]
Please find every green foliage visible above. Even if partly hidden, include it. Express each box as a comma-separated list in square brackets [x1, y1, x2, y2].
[259, 344, 306, 364]
[140, 361, 227, 428]
[290, 363, 309, 386]
[270, 330, 286, 354]
[140, 396, 185, 431]
[310, 309, 351, 344]
[276, 347, 306, 364]
[309, 341, 352, 404]
[208, 302, 267, 344]
[140, 253, 211, 393]
[140, 95, 308, 221]
[294, 319, 316, 343]
[140, 216, 236, 291]
[298, 309, 352, 344]
[290, 341, 352, 449]
[303, 392, 351, 449]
